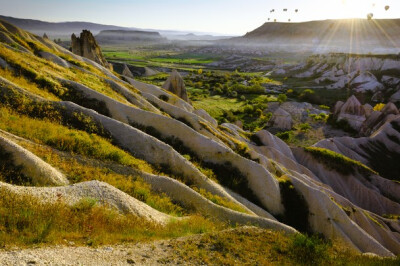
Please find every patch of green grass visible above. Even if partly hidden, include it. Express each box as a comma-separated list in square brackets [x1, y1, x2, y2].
[0, 107, 155, 174]
[304, 147, 378, 177]
[0, 188, 223, 248]
[169, 227, 400, 265]
[16, 140, 184, 216]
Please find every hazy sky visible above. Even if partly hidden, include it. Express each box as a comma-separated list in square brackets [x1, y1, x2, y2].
[0, 0, 398, 34]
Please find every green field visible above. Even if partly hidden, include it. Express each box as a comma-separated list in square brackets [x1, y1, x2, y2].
[102, 47, 218, 69]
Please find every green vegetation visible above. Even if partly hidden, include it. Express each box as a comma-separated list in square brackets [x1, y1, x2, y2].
[278, 176, 310, 232]
[0, 147, 32, 186]
[16, 140, 183, 216]
[169, 227, 400, 265]
[373, 103, 386, 111]
[103, 48, 218, 68]
[0, 188, 223, 247]
[304, 147, 378, 177]
[193, 188, 248, 214]
[0, 107, 155, 174]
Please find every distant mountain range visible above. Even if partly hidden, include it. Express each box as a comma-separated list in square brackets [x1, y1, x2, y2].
[227, 19, 400, 54]
[0, 15, 232, 41]
[0, 15, 132, 38]
[96, 30, 167, 44]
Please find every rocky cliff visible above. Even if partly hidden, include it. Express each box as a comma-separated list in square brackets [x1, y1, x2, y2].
[71, 30, 112, 70]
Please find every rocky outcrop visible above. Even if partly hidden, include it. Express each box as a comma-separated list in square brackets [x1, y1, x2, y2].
[71, 30, 112, 70]
[332, 95, 400, 135]
[279, 54, 399, 101]
[334, 95, 366, 131]
[266, 108, 293, 132]
[0, 180, 172, 224]
[162, 70, 190, 102]
[351, 72, 385, 93]
[122, 64, 134, 78]
[0, 133, 68, 186]
[316, 117, 400, 182]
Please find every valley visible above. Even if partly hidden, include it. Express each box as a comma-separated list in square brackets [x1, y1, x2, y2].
[0, 8, 399, 265]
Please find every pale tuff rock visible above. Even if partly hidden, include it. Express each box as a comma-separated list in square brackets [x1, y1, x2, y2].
[390, 90, 400, 103]
[0, 135, 68, 186]
[333, 95, 400, 135]
[267, 107, 293, 131]
[193, 109, 218, 127]
[335, 95, 366, 131]
[381, 75, 400, 87]
[350, 72, 384, 93]
[124, 77, 194, 112]
[162, 70, 190, 102]
[0, 181, 171, 224]
[71, 30, 112, 70]
[38, 51, 70, 68]
[122, 64, 134, 78]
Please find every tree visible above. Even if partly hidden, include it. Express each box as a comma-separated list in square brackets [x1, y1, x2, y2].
[278, 94, 288, 103]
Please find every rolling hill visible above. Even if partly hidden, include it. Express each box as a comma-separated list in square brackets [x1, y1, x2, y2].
[228, 19, 400, 54]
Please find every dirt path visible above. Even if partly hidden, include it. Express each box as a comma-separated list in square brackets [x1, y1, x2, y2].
[0, 239, 184, 266]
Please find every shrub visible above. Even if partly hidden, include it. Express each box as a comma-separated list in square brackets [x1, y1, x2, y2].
[278, 176, 310, 232]
[288, 234, 330, 265]
[298, 89, 320, 104]
[159, 94, 169, 102]
[373, 103, 385, 111]
[299, 123, 311, 132]
[277, 94, 287, 103]
[276, 131, 293, 142]
[304, 147, 377, 177]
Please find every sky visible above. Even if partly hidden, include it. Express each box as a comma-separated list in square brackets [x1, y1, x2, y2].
[0, 0, 398, 35]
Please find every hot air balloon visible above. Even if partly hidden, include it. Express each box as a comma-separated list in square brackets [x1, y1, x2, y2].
[288, 19, 291, 22]
[283, 8, 288, 12]
[367, 13, 374, 20]
[295, 9, 299, 13]
[385, 5, 390, 11]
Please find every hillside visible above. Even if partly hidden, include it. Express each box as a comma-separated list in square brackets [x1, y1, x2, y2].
[230, 19, 400, 54]
[0, 18, 399, 262]
[96, 30, 166, 44]
[0, 15, 130, 39]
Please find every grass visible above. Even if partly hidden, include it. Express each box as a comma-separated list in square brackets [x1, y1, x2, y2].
[14, 139, 184, 216]
[278, 176, 310, 232]
[0, 188, 224, 248]
[103, 49, 217, 68]
[0, 44, 130, 105]
[191, 95, 245, 119]
[304, 147, 378, 177]
[0, 68, 60, 101]
[0, 107, 155, 174]
[168, 227, 400, 265]
[0, 147, 32, 186]
[193, 188, 248, 214]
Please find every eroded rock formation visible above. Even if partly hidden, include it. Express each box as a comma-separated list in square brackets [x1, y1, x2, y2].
[71, 30, 112, 70]
[162, 70, 190, 102]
